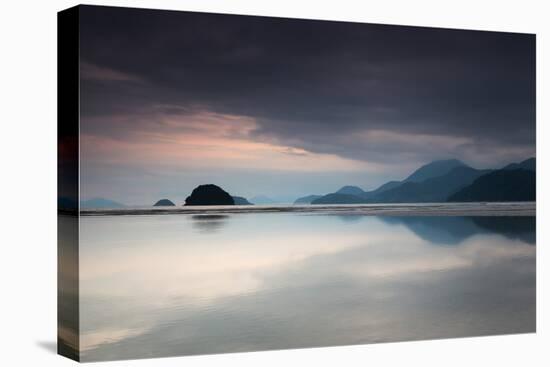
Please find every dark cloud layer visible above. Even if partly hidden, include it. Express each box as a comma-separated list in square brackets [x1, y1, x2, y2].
[78, 5, 535, 200]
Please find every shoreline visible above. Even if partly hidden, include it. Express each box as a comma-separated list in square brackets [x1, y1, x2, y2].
[79, 202, 536, 217]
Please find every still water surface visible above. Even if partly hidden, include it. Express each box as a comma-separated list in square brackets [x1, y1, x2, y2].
[79, 213, 535, 361]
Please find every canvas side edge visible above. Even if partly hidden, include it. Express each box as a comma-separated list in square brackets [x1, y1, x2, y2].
[57, 5, 81, 362]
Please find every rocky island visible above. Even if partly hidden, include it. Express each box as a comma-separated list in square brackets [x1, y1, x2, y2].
[185, 184, 235, 206]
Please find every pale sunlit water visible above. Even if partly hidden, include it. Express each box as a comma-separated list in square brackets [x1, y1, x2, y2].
[77, 212, 535, 361]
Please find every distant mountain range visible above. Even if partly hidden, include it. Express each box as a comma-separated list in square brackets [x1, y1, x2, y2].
[294, 194, 323, 204]
[250, 195, 280, 205]
[335, 186, 365, 196]
[68, 157, 536, 209]
[448, 168, 535, 202]
[232, 196, 253, 205]
[80, 198, 126, 209]
[502, 157, 535, 171]
[306, 157, 535, 204]
[405, 159, 467, 182]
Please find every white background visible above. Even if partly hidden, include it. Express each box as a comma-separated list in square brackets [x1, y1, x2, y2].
[0, 0, 548, 365]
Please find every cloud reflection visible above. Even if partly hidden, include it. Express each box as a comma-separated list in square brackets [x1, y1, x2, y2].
[79, 214, 535, 361]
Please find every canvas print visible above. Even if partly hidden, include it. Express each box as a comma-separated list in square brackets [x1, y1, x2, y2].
[58, 5, 536, 362]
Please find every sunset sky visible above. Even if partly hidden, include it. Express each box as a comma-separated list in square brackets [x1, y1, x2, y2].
[79, 6, 535, 205]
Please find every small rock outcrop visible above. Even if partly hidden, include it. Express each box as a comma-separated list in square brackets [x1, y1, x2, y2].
[185, 184, 235, 206]
[154, 199, 176, 206]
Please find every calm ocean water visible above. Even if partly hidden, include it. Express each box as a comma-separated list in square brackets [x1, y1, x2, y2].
[77, 209, 536, 361]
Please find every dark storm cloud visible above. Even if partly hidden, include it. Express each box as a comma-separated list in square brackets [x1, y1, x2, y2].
[79, 5, 535, 165]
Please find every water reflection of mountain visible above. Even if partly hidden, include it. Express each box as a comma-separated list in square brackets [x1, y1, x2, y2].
[380, 216, 535, 245]
[471, 217, 535, 244]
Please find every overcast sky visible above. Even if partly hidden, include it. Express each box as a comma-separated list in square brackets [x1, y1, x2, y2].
[79, 5, 535, 205]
